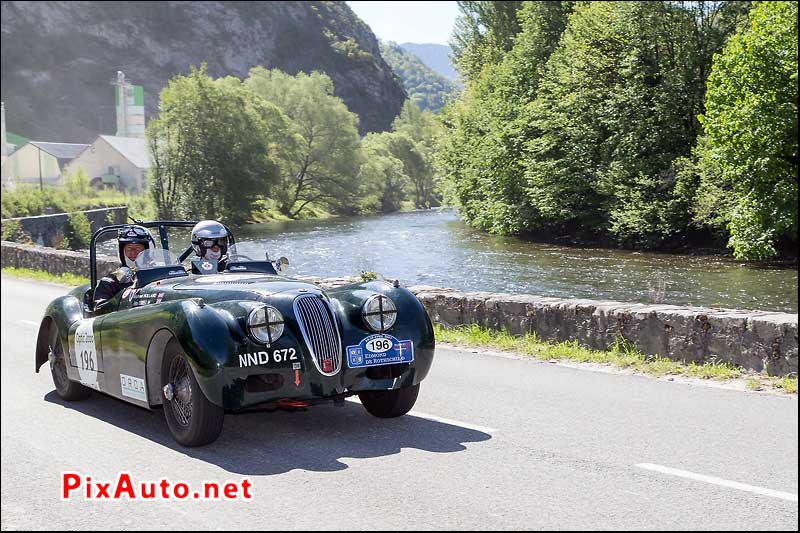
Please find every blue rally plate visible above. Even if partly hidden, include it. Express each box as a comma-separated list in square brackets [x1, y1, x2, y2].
[346, 334, 414, 369]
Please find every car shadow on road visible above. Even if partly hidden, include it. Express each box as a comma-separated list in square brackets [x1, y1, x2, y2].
[44, 390, 492, 476]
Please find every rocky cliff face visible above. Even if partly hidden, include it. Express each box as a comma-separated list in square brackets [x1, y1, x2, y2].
[0, 1, 406, 142]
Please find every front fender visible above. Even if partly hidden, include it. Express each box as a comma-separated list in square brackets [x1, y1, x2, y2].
[169, 299, 243, 407]
[327, 280, 436, 387]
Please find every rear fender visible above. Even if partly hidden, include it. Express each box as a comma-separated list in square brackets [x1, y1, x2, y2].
[35, 295, 84, 373]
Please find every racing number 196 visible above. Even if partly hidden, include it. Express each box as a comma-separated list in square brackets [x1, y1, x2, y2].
[366, 338, 392, 352]
[80, 350, 96, 371]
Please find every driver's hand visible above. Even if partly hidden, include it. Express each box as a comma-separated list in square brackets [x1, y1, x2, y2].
[111, 267, 134, 283]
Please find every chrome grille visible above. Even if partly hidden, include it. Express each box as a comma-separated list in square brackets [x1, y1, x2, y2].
[293, 294, 342, 376]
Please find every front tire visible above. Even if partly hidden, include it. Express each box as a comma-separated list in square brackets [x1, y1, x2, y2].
[358, 383, 420, 418]
[49, 323, 91, 401]
[161, 340, 224, 447]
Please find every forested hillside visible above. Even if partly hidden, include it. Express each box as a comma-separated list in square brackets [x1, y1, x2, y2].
[380, 41, 459, 112]
[400, 43, 459, 82]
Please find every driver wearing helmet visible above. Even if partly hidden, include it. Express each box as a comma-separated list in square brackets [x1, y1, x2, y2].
[93, 224, 151, 310]
[190, 220, 230, 272]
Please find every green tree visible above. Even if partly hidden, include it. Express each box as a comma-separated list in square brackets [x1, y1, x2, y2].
[451, 1, 525, 82]
[697, 1, 798, 259]
[245, 68, 364, 218]
[440, 1, 751, 246]
[524, 1, 748, 246]
[438, 1, 573, 234]
[392, 101, 443, 208]
[359, 133, 410, 213]
[147, 65, 286, 224]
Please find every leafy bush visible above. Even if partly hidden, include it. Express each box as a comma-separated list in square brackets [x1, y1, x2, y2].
[1, 219, 32, 244]
[64, 168, 91, 197]
[66, 211, 92, 250]
[0, 184, 129, 219]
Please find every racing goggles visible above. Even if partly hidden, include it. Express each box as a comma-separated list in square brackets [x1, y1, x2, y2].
[198, 237, 228, 248]
[119, 225, 151, 242]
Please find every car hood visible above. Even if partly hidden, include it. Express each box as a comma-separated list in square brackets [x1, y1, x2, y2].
[170, 273, 321, 297]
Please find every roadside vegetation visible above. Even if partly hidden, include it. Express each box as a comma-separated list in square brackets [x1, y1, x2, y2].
[1, 168, 156, 249]
[1, 169, 126, 219]
[440, 1, 797, 260]
[434, 323, 798, 394]
[1, 267, 88, 287]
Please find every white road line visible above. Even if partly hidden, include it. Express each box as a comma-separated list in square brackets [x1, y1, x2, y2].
[20, 320, 39, 327]
[346, 397, 497, 434]
[635, 463, 798, 502]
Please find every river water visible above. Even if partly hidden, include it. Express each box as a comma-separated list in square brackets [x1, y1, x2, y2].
[234, 209, 797, 313]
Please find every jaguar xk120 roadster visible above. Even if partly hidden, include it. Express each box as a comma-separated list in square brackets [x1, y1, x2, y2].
[35, 221, 435, 446]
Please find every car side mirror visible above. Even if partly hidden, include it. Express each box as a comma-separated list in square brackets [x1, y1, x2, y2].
[275, 257, 289, 274]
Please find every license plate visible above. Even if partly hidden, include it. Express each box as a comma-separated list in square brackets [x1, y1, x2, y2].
[346, 334, 414, 368]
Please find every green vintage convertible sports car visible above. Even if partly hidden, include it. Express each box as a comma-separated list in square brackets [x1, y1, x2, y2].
[35, 221, 435, 446]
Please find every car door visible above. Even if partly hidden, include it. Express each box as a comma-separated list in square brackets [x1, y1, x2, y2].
[92, 287, 157, 408]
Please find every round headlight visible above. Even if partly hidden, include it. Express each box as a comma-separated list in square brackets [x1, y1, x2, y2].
[362, 294, 397, 332]
[247, 305, 284, 344]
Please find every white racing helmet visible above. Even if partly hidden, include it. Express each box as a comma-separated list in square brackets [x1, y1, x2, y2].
[190, 220, 230, 261]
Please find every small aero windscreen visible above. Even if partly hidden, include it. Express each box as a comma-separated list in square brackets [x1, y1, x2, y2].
[134, 248, 188, 286]
[224, 243, 278, 275]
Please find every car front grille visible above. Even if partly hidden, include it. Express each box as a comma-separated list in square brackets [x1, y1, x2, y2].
[293, 294, 342, 376]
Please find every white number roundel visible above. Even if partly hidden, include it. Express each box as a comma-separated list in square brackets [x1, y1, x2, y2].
[366, 337, 392, 353]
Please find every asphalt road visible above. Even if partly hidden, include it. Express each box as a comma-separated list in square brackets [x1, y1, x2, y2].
[1, 276, 797, 530]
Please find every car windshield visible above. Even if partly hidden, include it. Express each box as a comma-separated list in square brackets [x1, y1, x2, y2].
[135, 248, 181, 269]
[225, 243, 269, 262]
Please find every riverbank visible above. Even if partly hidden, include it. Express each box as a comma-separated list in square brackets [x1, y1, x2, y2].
[234, 209, 799, 313]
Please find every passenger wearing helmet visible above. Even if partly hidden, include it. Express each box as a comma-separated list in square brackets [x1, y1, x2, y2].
[190, 220, 230, 272]
[93, 225, 151, 310]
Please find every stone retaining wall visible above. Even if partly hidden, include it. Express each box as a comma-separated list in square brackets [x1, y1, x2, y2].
[405, 286, 796, 377]
[1, 241, 117, 277]
[2, 206, 128, 248]
[2, 241, 797, 376]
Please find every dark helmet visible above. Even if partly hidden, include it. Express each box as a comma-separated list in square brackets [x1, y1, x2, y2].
[117, 224, 151, 266]
[191, 220, 229, 259]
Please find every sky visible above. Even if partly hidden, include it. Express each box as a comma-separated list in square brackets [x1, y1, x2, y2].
[346, 1, 460, 45]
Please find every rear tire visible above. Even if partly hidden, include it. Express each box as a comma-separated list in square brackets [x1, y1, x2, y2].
[49, 323, 92, 401]
[358, 383, 420, 418]
[161, 340, 224, 447]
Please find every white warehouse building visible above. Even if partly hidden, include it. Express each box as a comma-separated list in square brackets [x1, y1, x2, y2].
[68, 135, 150, 192]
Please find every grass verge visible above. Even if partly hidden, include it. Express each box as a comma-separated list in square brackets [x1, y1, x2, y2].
[435, 323, 797, 394]
[2, 267, 88, 287]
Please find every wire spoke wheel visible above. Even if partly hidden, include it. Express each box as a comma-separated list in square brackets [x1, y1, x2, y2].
[47, 323, 91, 401]
[168, 356, 193, 428]
[161, 340, 224, 447]
[49, 328, 70, 393]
